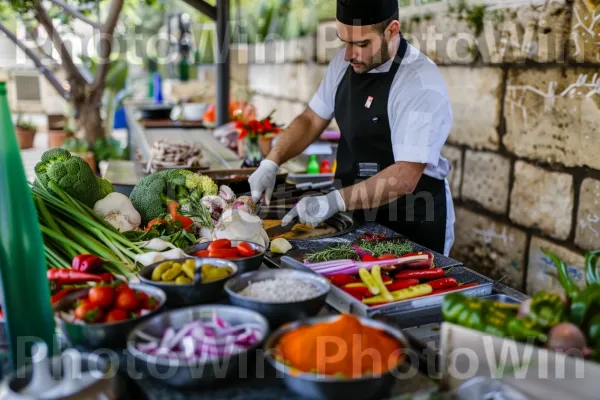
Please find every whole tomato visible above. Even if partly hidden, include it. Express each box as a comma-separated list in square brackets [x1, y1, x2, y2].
[105, 309, 129, 323]
[74, 303, 104, 323]
[209, 248, 240, 259]
[208, 239, 232, 251]
[113, 281, 130, 294]
[136, 291, 159, 310]
[115, 289, 140, 311]
[88, 286, 115, 308]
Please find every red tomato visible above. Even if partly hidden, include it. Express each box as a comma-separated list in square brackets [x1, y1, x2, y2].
[194, 250, 210, 257]
[115, 289, 140, 311]
[208, 239, 232, 251]
[136, 291, 159, 310]
[378, 254, 398, 260]
[88, 286, 115, 308]
[237, 242, 255, 258]
[114, 281, 130, 293]
[74, 303, 104, 323]
[104, 309, 128, 323]
[76, 298, 91, 308]
[209, 248, 240, 259]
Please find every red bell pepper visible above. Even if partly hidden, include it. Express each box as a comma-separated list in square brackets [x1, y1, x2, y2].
[431, 282, 478, 295]
[47, 269, 110, 283]
[386, 278, 420, 292]
[72, 254, 103, 273]
[394, 268, 445, 280]
[167, 201, 194, 232]
[425, 277, 458, 290]
[328, 274, 358, 287]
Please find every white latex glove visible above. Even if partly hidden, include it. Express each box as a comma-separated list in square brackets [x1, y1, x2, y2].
[248, 159, 278, 205]
[282, 191, 346, 227]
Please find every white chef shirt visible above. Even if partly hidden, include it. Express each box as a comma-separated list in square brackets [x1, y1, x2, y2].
[308, 42, 455, 255]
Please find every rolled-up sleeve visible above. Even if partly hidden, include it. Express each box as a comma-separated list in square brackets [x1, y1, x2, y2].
[389, 89, 452, 167]
[309, 51, 346, 121]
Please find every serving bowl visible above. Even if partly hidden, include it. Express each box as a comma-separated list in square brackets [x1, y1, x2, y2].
[138, 257, 238, 307]
[263, 315, 408, 400]
[53, 283, 166, 349]
[126, 305, 269, 388]
[185, 240, 266, 275]
[224, 269, 330, 327]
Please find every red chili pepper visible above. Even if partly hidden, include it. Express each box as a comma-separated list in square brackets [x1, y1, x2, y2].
[72, 254, 103, 273]
[47, 269, 104, 283]
[51, 288, 79, 305]
[341, 286, 371, 299]
[425, 277, 458, 290]
[394, 268, 445, 280]
[145, 218, 165, 231]
[386, 278, 420, 292]
[328, 274, 358, 287]
[431, 283, 478, 295]
[361, 254, 377, 262]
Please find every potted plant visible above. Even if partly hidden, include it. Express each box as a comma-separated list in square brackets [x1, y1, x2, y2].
[47, 116, 74, 149]
[61, 138, 96, 173]
[235, 110, 281, 167]
[14, 115, 37, 150]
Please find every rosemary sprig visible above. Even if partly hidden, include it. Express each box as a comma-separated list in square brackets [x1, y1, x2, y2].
[359, 240, 412, 257]
[304, 244, 355, 262]
[304, 240, 413, 262]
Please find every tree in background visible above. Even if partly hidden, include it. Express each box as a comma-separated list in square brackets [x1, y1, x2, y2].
[0, 0, 161, 143]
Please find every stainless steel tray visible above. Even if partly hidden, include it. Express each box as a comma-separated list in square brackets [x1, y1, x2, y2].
[279, 256, 494, 318]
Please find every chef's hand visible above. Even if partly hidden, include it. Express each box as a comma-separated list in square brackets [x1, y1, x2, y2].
[248, 160, 278, 205]
[282, 191, 346, 227]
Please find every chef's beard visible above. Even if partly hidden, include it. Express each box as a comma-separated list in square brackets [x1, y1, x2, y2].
[352, 36, 391, 74]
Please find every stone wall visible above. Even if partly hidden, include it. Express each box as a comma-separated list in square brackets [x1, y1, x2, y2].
[246, 0, 600, 294]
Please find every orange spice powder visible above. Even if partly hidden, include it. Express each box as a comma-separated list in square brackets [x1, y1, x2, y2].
[277, 314, 403, 378]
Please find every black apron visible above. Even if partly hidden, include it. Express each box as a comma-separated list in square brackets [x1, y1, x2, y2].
[333, 37, 448, 253]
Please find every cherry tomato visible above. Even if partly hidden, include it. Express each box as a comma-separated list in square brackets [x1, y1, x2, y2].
[209, 248, 241, 259]
[113, 281, 130, 293]
[136, 291, 159, 310]
[75, 298, 91, 308]
[88, 286, 115, 308]
[105, 309, 129, 323]
[115, 289, 140, 311]
[208, 239, 232, 251]
[74, 303, 104, 323]
[194, 250, 210, 257]
[237, 242, 256, 258]
[378, 254, 398, 260]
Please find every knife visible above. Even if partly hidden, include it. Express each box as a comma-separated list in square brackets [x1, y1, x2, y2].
[265, 215, 299, 238]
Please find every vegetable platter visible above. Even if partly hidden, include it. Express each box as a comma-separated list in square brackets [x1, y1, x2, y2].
[280, 256, 493, 318]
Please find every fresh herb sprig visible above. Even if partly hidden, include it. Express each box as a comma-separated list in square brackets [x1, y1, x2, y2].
[304, 240, 413, 262]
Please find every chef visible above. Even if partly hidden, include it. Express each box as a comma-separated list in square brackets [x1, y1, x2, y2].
[249, 0, 455, 255]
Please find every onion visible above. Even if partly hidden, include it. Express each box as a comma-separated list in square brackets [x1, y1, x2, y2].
[547, 323, 592, 357]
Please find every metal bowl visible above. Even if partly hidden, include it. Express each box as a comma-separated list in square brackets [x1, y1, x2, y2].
[126, 305, 269, 388]
[185, 240, 266, 274]
[264, 315, 409, 400]
[3, 350, 124, 399]
[138, 257, 238, 307]
[224, 269, 330, 327]
[53, 283, 166, 349]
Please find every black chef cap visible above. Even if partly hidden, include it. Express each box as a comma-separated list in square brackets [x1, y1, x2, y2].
[337, 0, 399, 26]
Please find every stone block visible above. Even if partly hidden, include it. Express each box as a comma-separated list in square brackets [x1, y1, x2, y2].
[440, 67, 503, 149]
[575, 178, 600, 251]
[451, 207, 528, 290]
[317, 21, 342, 63]
[503, 68, 600, 169]
[569, 0, 600, 63]
[440, 145, 462, 199]
[462, 151, 511, 214]
[249, 64, 325, 103]
[400, 0, 570, 64]
[509, 161, 574, 240]
[527, 236, 586, 295]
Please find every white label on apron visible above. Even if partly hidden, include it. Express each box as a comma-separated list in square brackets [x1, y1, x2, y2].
[358, 162, 379, 177]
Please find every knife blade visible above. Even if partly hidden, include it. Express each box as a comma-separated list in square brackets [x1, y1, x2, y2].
[265, 216, 298, 238]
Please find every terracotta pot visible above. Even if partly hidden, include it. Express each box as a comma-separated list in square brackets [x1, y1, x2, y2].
[258, 135, 273, 157]
[48, 130, 74, 149]
[16, 127, 36, 150]
[72, 151, 97, 174]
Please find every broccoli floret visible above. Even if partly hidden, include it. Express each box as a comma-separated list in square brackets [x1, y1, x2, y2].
[129, 169, 218, 225]
[34, 149, 103, 207]
[97, 178, 114, 199]
[34, 148, 72, 188]
[47, 156, 101, 207]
